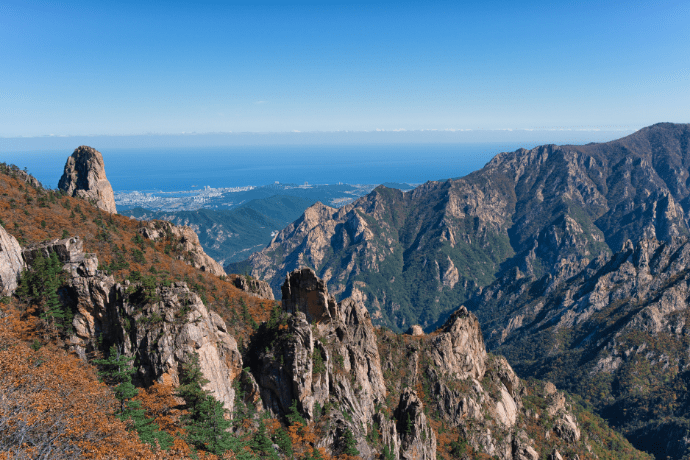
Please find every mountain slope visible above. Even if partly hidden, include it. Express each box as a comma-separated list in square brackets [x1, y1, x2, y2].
[472, 236, 690, 459]
[123, 194, 316, 264]
[236, 123, 690, 332]
[0, 161, 649, 460]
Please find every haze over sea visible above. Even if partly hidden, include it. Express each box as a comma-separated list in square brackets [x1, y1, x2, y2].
[3, 143, 531, 192]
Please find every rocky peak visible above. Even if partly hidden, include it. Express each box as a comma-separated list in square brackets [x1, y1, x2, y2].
[0, 224, 25, 296]
[281, 267, 338, 323]
[58, 146, 117, 214]
[138, 220, 226, 277]
[431, 305, 486, 380]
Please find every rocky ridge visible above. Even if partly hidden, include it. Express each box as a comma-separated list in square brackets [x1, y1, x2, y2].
[237, 123, 690, 334]
[58, 145, 118, 214]
[137, 219, 226, 277]
[244, 268, 641, 459]
[0, 220, 649, 459]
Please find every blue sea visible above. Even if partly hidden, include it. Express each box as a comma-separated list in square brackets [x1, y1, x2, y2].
[1, 143, 528, 192]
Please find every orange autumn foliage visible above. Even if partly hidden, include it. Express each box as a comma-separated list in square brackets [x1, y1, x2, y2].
[0, 304, 153, 459]
[0, 169, 275, 345]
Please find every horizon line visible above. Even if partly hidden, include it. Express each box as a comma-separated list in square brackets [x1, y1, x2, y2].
[1, 126, 643, 139]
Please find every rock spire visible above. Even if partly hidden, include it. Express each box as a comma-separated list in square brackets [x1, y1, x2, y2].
[58, 146, 117, 214]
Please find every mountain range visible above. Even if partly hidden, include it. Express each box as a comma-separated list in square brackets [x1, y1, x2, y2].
[234, 123, 690, 331]
[0, 150, 646, 459]
[229, 122, 690, 458]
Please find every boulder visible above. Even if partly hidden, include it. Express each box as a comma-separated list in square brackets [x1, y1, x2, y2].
[407, 325, 424, 336]
[58, 146, 117, 214]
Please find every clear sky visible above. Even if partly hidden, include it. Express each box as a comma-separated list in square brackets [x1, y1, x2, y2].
[2, 0, 689, 137]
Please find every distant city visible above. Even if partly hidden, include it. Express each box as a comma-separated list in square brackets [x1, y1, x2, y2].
[114, 182, 406, 212]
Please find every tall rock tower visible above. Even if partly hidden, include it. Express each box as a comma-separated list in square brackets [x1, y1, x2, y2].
[58, 146, 117, 214]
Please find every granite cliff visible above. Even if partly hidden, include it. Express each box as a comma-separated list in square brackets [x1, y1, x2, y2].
[9, 230, 643, 459]
[235, 123, 690, 334]
[58, 145, 118, 214]
[474, 236, 690, 459]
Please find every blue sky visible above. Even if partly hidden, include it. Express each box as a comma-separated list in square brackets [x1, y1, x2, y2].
[1, 0, 689, 137]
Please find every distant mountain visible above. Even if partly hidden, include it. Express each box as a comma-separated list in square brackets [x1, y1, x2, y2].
[123, 195, 316, 264]
[233, 123, 690, 333]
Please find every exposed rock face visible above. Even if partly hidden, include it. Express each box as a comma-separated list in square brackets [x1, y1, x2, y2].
[255, 268, 387, 458]
[230, 274, 274, 300]
[485, 236, 690, 459]
[0, 225, 24, 296]
[242, 123, 690, 335]
[282, 267, 337, 323]
[430, 306, 486, 380]
[58, 146, 117, 214]
[395, 389, 436, 460]
[138, 220, 226, 277]
[23, 236, 89, 268]
[59, 241, 240, 412]
[14, 168, 43, 189]
[251, 269, 607, 460]
[407, 325, 424, 336]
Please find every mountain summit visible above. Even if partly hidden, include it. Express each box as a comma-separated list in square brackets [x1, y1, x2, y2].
[235, 123, 690, 332]
[58, 145, 117, 214]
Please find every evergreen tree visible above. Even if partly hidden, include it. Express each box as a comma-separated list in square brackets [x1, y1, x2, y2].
[251, 418, 279, 460]
[41, 252, 71, 332]
[94, 345, 172, 449]
[382, 444, 395, 460]
[272, 426, 293, 458]
[178, 352, 247, 457]
[342, 428, 360, 457]
[17, 251, 71, 332]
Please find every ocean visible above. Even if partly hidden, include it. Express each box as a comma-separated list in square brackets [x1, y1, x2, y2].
[1, 143, 528, 192]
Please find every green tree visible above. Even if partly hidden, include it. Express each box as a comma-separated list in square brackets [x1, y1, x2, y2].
[17, 251, 72, 332]
[251, 418, 279, 460]
[94, 345, 172, 449]
[177, 352, 249, 457]
[342, 428, 359, 457]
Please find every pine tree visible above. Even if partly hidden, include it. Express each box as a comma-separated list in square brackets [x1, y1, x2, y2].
[177, 352, 244, 457]
[342, 428, 360, 457]
[251, 418, 279, 460]
[41, 252, 71, 332]
[94, 345, 172, 449]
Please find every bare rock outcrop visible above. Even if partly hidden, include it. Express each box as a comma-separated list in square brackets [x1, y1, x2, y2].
[58, 146, 117, 214]
[395, 389, 436, 460]
[430, 306, 486, 380]
[252, 269, 604, 460]
[282, 267, 337, 323]
[22, 236, 90, 267]
[138, 220, 226, 277]
[0, 225, 25, 296]
[407, 325, 424, 336]
[61, 241, 240, 412]
[231, 274, 274, 300]
[255, 268, 386, 458]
